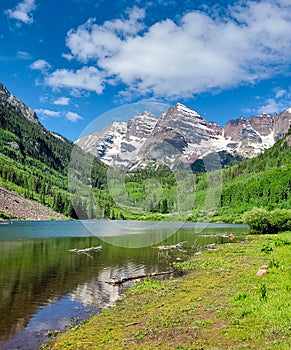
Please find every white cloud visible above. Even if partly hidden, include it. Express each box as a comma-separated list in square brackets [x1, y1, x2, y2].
[17, 51, 32, 60]
[257, 87, 291, 114]
[258, 99, 282, 114]
[30, 59, 51, 71]
[53, 97, 70, 106]
[275, 89, 287, 99]
[45, 66, 104, 93]
[103, 7, 145, 36]
[5, 0, 36, 24]
[62, 53, 74, 61]
[65, 7, 145, 62]
[65, 111, 83, 122]
[0, 51, 31, 61]
[35, 109, 61, 118]
[35, 108, 83, 123]
[46, 1, 291, 98]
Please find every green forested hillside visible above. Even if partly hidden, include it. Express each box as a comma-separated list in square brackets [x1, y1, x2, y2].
[116, 128, 291, 222]
[217, 128, 291, 221]
[0, 101, 72, 172]
[0, 102, 107, 219]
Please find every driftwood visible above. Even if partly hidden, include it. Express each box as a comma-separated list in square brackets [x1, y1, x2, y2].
[125, 322, 141, 327]
[202, 233, 235, 240]
[205, 243, 219, 250]
[158, 251, 186, 262]
[154, 241, 186, 251]
[69, 246, 102, 254]
[106, 270, 174, 285]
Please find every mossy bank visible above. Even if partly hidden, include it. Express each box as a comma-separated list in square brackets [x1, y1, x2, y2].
[44, 233, 291, 350]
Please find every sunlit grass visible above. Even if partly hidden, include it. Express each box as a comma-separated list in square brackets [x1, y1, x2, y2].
[45, 232, 291, 349]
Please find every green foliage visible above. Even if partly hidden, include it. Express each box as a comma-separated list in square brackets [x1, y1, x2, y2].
[273, 237, 291, 246]
[0, 102, 73, 171]
[243, 208, 291, 234]
[268, 258, 280, 269]
[256, 283, 268, 301]
[233, 292, 247, 302]
[243, 208, 273, 234]
[0, 103, 108, 219]
[260, 242, 273, 253]
[218, 128, 291, 220]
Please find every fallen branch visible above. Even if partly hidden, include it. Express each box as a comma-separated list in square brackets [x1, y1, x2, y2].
[201, 233, 235, 239]
[125, 322, 141, 327]
[205, 243, 219, 250]
[154, 241, 186, 251]
[106, 270, 174, 285]
[69, 246, 102, 254]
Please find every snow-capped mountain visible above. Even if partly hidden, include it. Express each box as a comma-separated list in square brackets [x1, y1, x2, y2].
[75, 103, 291, 170]
[76, 121, 128, 165]
[76, 111, 159, 168]
[223, 114, 275, 158]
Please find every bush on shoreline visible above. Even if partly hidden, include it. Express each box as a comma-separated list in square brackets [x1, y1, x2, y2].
[243, 208, 291, 234]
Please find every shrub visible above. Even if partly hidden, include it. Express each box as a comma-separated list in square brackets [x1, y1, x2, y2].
[261, 242, 273, 253]
[242, 208, 272, 234]
[268, 209, 291, 233]
[243, 208, 291, 234]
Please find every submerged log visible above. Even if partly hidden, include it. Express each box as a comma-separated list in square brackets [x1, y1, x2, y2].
[202, 233, 235, 240]
[106, 270, 174, 285]
[69, 246, 102, 254]
[154, 241, 186, 250]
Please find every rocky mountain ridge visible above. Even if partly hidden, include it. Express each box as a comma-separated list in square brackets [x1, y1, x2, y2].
[1, 81, 290, 172]
[0, 83, 38, 124]
[76, 103, 291, 170]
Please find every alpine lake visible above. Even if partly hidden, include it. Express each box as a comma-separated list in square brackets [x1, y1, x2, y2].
[0, 220, 248, 350]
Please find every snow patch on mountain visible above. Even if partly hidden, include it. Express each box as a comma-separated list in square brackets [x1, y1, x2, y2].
[75, 103, 291, 170]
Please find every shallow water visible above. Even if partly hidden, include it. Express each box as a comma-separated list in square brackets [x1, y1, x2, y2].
[0, 220, 248, 349]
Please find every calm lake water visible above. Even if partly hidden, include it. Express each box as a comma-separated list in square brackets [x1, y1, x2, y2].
[0, 220, 248, 350]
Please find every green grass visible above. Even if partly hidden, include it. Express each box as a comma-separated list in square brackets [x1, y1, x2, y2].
[44, 232, 291, 349]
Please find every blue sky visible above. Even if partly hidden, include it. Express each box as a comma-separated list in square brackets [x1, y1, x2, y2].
[1, 0, 291, 141]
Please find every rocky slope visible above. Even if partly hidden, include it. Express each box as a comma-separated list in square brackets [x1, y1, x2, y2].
[274, 108, 291, 141]
[76, 103, 291, 170]
[0, 187, 66, 220]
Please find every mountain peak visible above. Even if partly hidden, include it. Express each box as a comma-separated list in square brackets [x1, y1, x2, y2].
[136, 110, 158, 118]
[0, 83, 10, 98]
[175, 102, 200, 116]
[76, 102, 291, 170]
[0, 82, 38, 124]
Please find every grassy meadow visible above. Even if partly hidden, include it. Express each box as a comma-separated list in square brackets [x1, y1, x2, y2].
[44, 232, 291, 350]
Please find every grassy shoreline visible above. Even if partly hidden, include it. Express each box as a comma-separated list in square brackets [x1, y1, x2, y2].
[44, 232, 291, 349]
